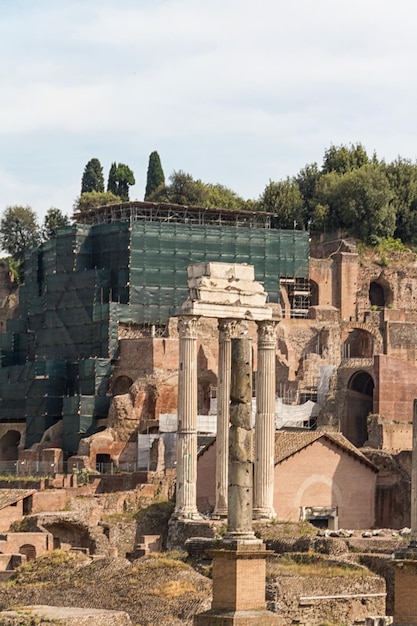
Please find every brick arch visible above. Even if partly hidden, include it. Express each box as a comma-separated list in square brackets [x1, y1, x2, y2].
[112, 375, 133, 396]
[342, 323, 383, 356]
[342, 370, 374, 447]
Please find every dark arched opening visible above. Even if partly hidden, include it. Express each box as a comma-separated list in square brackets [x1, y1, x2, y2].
[96, 453, 112, 473]
[0, 430, 20, 461]
[369, 282, 385, 308]
[113, 376, 133, 396]
[310, 280, 319, 307]
[342, 329, 374, 359]
[343, 371, 374, 447]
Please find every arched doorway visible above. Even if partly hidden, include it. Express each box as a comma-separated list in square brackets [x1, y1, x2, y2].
[0, 431, 20, 461]
[19, 544, 36, 560]
[112, 376, 133, 396]
[343, 371, 374, 447]
[369, 278, 393, 309]
[342, 329, 373, 359]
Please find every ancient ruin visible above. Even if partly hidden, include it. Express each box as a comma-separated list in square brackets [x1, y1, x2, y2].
[194, 337, 279, 625]
[0, 202, 415, 529]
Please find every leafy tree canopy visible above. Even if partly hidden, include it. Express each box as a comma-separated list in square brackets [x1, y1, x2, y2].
[73, 191, 122, 213]
[315, 165, 395, 242]
[145, 151, 165, 200]
[42, 208, 70, 240]
[81, 158, 105, 194]
[0, 205, 41, 283]
[258, 178, 305, 229]
[148, 170, 250, 210]
[322, 143, 370, 175]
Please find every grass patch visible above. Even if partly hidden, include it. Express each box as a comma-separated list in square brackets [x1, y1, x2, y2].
[146, 552, 188, 570]
[149, 579, 196, 598]
[267, 553, 370, 579]
[10, 549, 89, 586]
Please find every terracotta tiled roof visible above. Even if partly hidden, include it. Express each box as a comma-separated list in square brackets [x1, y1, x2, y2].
[274, 431, 378, 472]
[0, 489, 35, 510]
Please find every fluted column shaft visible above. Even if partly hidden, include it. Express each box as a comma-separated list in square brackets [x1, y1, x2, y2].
[253, 320, 277, 520]
[174, 315, 201, 519]
[213, 320, 236, 517]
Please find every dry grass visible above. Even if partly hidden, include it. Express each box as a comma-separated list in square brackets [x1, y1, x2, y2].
[150, 580, 197, 598]
[267, 553, 371, 579]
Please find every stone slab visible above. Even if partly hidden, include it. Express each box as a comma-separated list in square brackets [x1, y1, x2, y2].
[187, 262, 255, 282]
[194, 609, 282, 625]
[181, 301, 272, 321]
[0, 605, 132, 625]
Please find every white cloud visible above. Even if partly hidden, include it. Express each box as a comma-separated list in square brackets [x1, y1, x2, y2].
[1, 0, 417, 214]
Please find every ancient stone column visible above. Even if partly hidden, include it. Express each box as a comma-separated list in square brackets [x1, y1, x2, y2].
[224, 337, 257, 543]
[173, 315, 201, 519]
[253, 320, 277, 520]
[213, 319, 236, 518]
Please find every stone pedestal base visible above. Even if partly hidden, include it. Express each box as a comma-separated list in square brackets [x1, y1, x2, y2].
[393, 552, 417, 625]
[194, 541, 280, 625]
[194, 609, 281, 625]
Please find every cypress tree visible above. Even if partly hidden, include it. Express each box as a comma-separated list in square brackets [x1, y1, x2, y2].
[145, 151, 165, 199]
[81, 158, 105, 193]
[107, 162, 119, 196]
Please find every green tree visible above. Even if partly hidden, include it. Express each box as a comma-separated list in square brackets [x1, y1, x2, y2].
[115, 163, 135, 202]
[42, 208, 70, 240]
[322, 143, 370, 175]
[315, 165, 395, 242]
[73, 191, 122, 213]
[0, 205, 41, 283]
[258, 178, 305, 228]
[81, 158, 105, 194]
[107, 162, 119, 196]
[385, 158, 417, 244]
[107, 163, 135, 201]
[149, 170, 249, 209]
[295, 163, 321, 219]
[145, 151, 165, 199]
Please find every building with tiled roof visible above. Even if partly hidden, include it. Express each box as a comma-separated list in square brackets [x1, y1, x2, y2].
[197, 431, 378, 529]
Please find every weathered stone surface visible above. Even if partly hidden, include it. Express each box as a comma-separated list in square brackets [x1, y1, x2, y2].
[0, 605, 132, 625]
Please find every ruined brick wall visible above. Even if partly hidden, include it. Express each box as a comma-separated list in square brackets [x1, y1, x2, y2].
[269, 568, 386, 626]
[374, 354, 417, 427]
[0, 500, 25, 532]
[362, 448, 411, 529]
[386, 321, 417, 363]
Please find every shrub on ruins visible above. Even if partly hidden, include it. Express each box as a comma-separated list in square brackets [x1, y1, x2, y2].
[0, 205, 41, 283]
[148, 169, 249, 210]
[81, 158, 105, 194]
[73, 191, 122, 213]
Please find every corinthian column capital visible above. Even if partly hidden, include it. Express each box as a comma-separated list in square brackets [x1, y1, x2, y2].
[257, 320, 277, 348]
[178, 315, 199, 339]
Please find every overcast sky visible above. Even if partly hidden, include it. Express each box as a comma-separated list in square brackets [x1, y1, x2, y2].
[1, 0, 417, 221]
